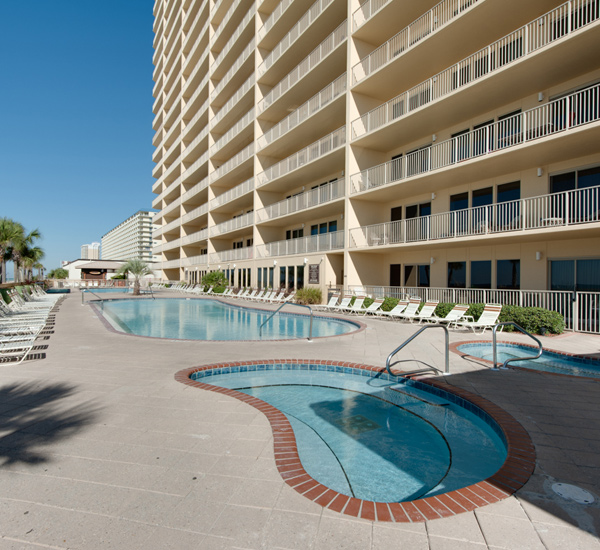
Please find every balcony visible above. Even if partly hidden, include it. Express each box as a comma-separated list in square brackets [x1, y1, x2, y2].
[211, 74, 255, 133]
[257, 74, 346, 153]
[210, 107, 254, 157]
[349, 185, 600, 249]
[256, 179, 345, 223]
[210, 143, 254, 184]
[211, 6, 255, 79]
[182, 228, 208, 245]
[210, 177, 254, 210]
[181, 203, 209, 224]
[256, 230, 344, 258]
[257, 126, 346, 188]
[351, 1, 600, 142]
[351, 82, 600, 196]
[257, 21, 347, 117]
[181, 254, 209, 267]
[210, 247, 253, 263]
[257, 0, 293, 43]
[210, 212, 255, 237]
[352, 0, 479, 87]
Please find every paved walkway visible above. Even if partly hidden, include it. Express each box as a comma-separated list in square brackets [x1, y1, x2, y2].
[0, 292, 599, 549]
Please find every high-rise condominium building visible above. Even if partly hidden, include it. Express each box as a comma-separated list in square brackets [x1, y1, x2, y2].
[151, 0, 600, 327]
[81, 242, 100, 260]
[101, 211, 159, 263]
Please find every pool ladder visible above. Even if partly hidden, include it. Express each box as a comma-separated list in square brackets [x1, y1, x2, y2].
[386, 324, 450, 378]
[491, 322, 543, 370]
[259, 303, 313, 341]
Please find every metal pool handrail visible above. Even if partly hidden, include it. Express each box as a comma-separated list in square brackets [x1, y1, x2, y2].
[386, 324, 450, 377]
[492, 322, 543, 370]
[81, 289, 104, 306]
[259, 302, 313, 341]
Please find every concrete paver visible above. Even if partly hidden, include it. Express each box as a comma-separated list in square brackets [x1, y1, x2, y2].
[0, 292, 599, 549]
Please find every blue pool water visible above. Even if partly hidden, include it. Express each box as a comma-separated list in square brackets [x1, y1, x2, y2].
[192, 364, 507, 502]
[98, 298, 358, 340]
[458, 342, 600, 379]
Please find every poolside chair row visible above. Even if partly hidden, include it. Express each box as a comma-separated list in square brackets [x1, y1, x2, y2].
[0, 286, 63, 364]
[318, 293, 502, 333]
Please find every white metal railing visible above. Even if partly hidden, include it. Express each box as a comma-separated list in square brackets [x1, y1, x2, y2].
[155, 217, 182, 237]
[184, 48, 210, 95]
[212, 0, 244, 47]
[257, 75, 346, 151]
[183, 0, 207, 50]
[160, 259, 182, 269]
[182, 228, 208, 245]
[258, 0, 293, 42]
[258, 0, 335, 77]
[210, 178, 254, 209]
[352, 0, 600, 139]
[210, 142, 254, 183]
[210, 211, 255, 237]
[212, 75, 255, 126]
[257, 126, 346, 186]
[349, 185, 600, 248]
[210, 108, 255, 155]
[181, 254, 209, 267]
[352, 0, 392, 30]
[181, 203, 209, 224]
[345, 285, 600, 334]
[212, 5, 256, 74]
[352, 0, 479, 84]
[256, 179, 345, 222]
[211, 38, 255, 101]
[351, 83, 600, 194]
[210, 247, 253, 263]
[181, 150, 209, 181]
[258, 21, 347, 114]
[183, 125, 209, 159]
[183, 74, 209, 121]
[181, 175, 209, 202]
[256, 230, 344, 257]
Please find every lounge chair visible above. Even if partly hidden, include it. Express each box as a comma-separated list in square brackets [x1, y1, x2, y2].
[318, 292, 340, 310]
[271, 291, 286, 303]
[377, 300, 408, 319]
[455, 304, 503, 333]
[409, 300, 440, 324]
[344, 295, 367, 314]
[429, 304, 471, 327]
[330, 295, 352, 312]
[362, 298, 384, 315]
[395, 299, 423, 321]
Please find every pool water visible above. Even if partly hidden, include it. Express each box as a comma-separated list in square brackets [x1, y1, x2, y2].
[458, 342, 600, 379]
[193, 364, 507, 502]
[98, 298, 358, 340]
[84, 288, 131, 293]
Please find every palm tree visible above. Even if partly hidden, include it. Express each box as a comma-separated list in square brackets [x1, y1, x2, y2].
[0, 218, 22, 283]
[11, 227, 42, 282]
[21, 246, 45, 282]
[116, 259, 153, 295]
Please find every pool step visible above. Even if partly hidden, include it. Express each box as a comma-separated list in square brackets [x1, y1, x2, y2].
[385, 384, 451, 408]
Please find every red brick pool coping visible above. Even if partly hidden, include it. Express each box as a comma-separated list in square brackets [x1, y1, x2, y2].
[175, 359, 535, 522]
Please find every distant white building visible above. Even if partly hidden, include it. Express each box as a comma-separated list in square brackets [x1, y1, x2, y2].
[81, 242, 100, 260]
[101, 211, 158, 263]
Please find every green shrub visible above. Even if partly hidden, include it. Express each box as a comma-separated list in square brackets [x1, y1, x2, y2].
[379, 297, 399, 311]
[201, 270, 228, 289]
[295, 287, 322, 305]
[212, 285, 227, 294]
[363, 297, 374, 308]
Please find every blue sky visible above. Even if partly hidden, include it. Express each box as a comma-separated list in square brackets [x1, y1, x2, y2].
[0, 1, 156, 274]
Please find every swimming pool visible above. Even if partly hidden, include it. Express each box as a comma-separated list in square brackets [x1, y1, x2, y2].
[457, 342, 600, 379]
[187, 362, 510, 505]
[96, 298, 359, 340]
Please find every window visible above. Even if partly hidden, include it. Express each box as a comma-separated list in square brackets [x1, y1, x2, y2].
[287, 266, 295, 290]
[296, 265, 304, 290]
[450, 192, 469, 235]
[496, 181, 521, 230]
[391, 153, 403, 181]
[390, 264, 401, 287]
[497, 110, 522, 148]
[406, 144, 431, 177]
[550, 259, 600, 291]
[497, 259, 520, 289]
[550, 166, 600, 222]
[311, 224, 318, 236]
[279, 266, 286, 289]
[257, 268, 262, 289]
[328, 221, 337, 232]
[404, 264, 430, 287]
[268, 267, 274, 288]
[471, 261, 491, 289]
[319, 223, 328, 234]
[405, 202, 431, 242]
[447, 262, 466, 288]
[286, 228, 303, 239]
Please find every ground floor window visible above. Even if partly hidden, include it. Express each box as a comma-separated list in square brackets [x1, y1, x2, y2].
[550, 259, 600, 291]
[296, 265, 304, 289]
[404, 264, 430, 287]
[447, 262, 466, 288]
[497, 259, 520, 289]
[471, 261, 491, 289]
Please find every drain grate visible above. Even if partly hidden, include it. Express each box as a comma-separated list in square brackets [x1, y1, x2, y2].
[552, 483, 595, 504]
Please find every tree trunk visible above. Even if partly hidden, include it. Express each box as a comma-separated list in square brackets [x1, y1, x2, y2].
[133, 280, 140, 296]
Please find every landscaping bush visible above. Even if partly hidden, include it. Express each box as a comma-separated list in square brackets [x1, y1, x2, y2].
[295, 287, 322, 305]
[201, 270, 228, 291]
[380, 297, 400, 311]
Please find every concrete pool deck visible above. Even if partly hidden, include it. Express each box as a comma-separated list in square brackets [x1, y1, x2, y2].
[0, 292, 599, 549]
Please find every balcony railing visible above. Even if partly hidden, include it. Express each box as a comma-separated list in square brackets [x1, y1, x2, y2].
[212, 0, 244, 47]
[256, 230, 344, 258]
[181, 203, 209, 224]
[181, 175, 209, 202]
[258, 0, 335, 78]
[211, 6, 256, 75]
[210, 142, 254, 183]
[352, 0, 600, 139]
[210, 211, 255, 237]
[256, 179, 345, 222]
[210, 177, 254, 209]
[210, 38, 255, 101]
[212, 75, 255, 126]
[351, 82, 600, 194]
[258, 0, 293, 42]
[210, 247, 253, 263]
[257, 74, 346, 151]
[210, 107, 254, 155]
[352, 0, 479, 84]
[352, 0, 392, 30]
[257, 126, 346, 186]
[182, 228, 208, 245]
[181, 254, 209, 267]
[258, 21, 347, 114]
[349, 185, 600, 248]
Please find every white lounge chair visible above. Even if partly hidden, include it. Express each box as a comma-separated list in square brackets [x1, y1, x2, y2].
[330, 295, 352, 312]
[455, 304, 503, 333]
[429, 304, 471, 327]
[410, 300, 440, 324]
[395, 299, 422, 321]
[318, 292, 340, 310]
[377, 300, 408, 319]
[344, 295, 367, 314]
[362, 298, 384, 315]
